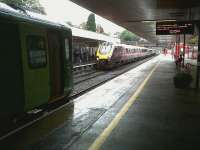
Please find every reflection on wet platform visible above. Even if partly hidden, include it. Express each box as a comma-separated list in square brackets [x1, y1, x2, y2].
[0, 56, 160, 149]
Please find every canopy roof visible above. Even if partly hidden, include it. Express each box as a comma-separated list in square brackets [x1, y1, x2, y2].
[71, 0, 200, 45]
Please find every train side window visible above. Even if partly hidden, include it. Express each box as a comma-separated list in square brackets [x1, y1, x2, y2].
[65, 38, 70, 60]
[27, 35, 47, 68]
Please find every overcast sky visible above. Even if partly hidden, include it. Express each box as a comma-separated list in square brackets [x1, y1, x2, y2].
[40, 0, 124, 35]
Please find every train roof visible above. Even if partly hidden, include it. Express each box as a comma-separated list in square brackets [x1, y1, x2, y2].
[0, 2, 71, 32]
[111, 43, 148, 49]
[100, 42, 153, 51]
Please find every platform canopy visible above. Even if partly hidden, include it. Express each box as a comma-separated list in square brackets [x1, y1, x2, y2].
[71, 27, 120, 43]
[70, 0, 200, 45]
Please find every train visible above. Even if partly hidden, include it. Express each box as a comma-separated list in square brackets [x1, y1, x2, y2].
[96, 42, 156, 69]
[0, 3, 73, 130]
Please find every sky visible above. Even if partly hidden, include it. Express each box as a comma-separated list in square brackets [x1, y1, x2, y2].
[40, 0, 124, 35]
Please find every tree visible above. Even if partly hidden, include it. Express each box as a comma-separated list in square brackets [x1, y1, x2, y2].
[96, 24, 104, 33]
[86, 13, 96, 32]
[79, 22, 87, 29]
[0, 0, 45, 14]
[66, 21, 73, 27]
[119, 30, 139, 42]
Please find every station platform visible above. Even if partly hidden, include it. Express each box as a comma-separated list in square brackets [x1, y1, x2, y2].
[1, 55, 200, 150]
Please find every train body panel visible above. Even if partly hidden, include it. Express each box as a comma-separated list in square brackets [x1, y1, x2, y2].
[19, 24, 50, 110]
[47, 30, 65, 102]
[0, 3, 73, 130]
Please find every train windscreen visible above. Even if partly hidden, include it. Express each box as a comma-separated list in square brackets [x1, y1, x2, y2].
[99, 43, 113, 54]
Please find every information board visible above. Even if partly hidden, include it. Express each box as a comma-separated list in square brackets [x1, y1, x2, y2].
[156, 21, 194, 35]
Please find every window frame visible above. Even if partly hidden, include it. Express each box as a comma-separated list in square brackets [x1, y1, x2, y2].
[27, 35, 47, 69]
[64, 38, 70, 60]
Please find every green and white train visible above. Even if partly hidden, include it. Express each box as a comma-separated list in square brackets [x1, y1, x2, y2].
[0, 3, 73, 126]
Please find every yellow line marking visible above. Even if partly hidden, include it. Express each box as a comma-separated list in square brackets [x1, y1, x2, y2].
[88, 62, 160, 150]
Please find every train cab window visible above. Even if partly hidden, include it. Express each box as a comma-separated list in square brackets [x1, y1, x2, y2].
[99, 44, 112, 54]
[65, 38, 70, 60]
[27, 35, 47, 68]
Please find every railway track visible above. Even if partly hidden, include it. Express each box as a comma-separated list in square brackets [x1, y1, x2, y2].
[73, 63, 96, 74]
[0, 54, 156, 141]
[70, 54, 156, 98]
[74, 71, 105, 85]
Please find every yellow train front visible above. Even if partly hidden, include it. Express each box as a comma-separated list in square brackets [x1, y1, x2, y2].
[96, 42, 116, 69]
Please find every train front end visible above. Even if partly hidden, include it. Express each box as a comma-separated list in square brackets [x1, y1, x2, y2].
[96, 42, 114, 69]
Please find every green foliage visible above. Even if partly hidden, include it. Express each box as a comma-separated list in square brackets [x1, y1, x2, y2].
[0, 0, 45, 14]
[86, 13, 96, 32]
[119, 30, 139, 42]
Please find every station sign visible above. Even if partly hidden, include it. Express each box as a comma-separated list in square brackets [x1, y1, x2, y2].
[156, 21, 194, 35]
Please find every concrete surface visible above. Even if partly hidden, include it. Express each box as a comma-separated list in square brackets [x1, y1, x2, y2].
[100, 57, 200, 150]
[2, 55, 200, 150]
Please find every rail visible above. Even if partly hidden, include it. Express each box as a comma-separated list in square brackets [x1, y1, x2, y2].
[73, 63, 96, 72]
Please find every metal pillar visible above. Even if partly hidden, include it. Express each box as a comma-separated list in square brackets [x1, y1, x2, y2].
[175, 35, 179, 60]
[196, 24, 200, 89]
[177, 34, 180, 58]
[183, 34, 186, 66]
[178, 34, 180, 56]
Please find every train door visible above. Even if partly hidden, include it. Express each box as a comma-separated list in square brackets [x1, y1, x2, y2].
[19, 24, 50, 111]
[47, 31, 64, 101]
[62, 30, 73, 95]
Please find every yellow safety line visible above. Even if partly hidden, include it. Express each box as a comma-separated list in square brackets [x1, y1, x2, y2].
[88, 61, 160, 150]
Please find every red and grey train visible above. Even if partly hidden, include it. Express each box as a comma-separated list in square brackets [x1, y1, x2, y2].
[96, 42, 156, 69]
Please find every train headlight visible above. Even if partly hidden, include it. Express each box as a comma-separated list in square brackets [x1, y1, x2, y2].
[108, 56, 111, 61]
[97, 57, 99, 61]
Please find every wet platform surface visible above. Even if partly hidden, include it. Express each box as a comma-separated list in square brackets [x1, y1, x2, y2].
[99, 56, 200, 150]
[1, 55, 200, 150]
